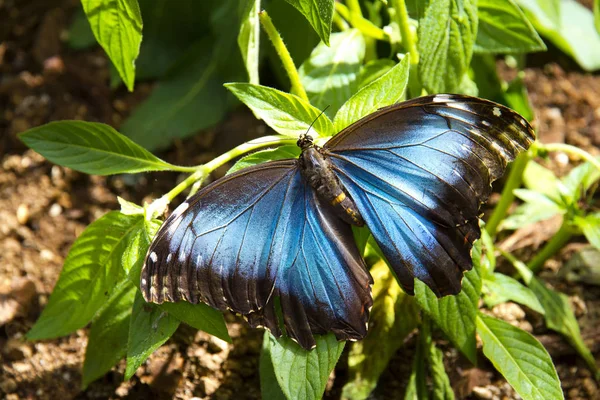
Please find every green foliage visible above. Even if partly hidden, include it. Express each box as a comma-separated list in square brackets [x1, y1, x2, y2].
[19, 121, 187, 175]
[475, 0, 545, 54]
[27, 212, 145, 339]
[284, 0, 335, 45]
[417, 0, 478, 93]
[262, 333, 345, 400]
[477, 313, 563, 400]
[81, 0, 143, 91]
[228, 146, 301, 175]
[239, 0, 261, 84]
[342, 261, 419, 399]
[125, 292, 180, 379]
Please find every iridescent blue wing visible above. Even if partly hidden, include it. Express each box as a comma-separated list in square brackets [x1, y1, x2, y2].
[141, 160, 372, 349]
[325, 94, 535, 296]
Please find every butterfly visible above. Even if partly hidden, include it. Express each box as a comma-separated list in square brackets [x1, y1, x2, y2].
[141, 94, 535, 349]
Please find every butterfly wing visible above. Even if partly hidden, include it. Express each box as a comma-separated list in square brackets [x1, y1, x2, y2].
[141, 160, 372, 349]
[325, 94, 535, 296]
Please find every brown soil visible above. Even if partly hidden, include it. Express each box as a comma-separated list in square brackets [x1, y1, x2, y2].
[1, 1, 599, 400]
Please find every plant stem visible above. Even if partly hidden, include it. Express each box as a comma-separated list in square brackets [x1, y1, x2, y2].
[346, 0, 363, 17]
[392, 0, 418, 65]
[486, 149, 533, 238]
[500, 249, 533, 284]
[258, 11, 308, 102]
[527, 219, 574, 273]
[332, 11, 349, 31]
[540, 143, 600, 172]
[146, 135, 296, 219]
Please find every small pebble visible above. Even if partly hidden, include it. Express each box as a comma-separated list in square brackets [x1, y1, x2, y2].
[48, 203, 62, 217]
[472, 386, 493, 399]
[16, 204, 29, 224]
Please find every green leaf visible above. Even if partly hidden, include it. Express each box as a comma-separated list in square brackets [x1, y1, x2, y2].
[562, 156, 600, 196]
[415, 243, 482, 364]
[159, 302, 230, 343]
[475, 0, 545, 54]
[428, 343, 455, 400]
[239, 0, 261, 84]
[358, 59, 396, 88]
[501, 189, 564, 230]
[476, 313, 564, 400]
[527, 276, 599, 376]
[266, 332, 345, 400]
[117, 197, 144, 216]
[522, 161, 562, 200]
[333, 56, 410, 132]
[418, 0, 478, 93]
[575, 213, 600, 251]
[483, 273, 545, 314]
[121, 39, 236, 151]
[342, 261, 419, 400]
[404, 328, 429, 400]
[124, 219, 161, 285]
[125, 291, 180, 380]
[27, 212, 143, 339]
[225, 83, 334, 137]
[516, 0, 600, 71]
[260, 331, 287, 400]
[504, 75, 535, 122]
[284, 0, 334, 45]
[228, 145, 301, 175]
[19, 121, 180, 175]
[82, 281, 136, 388]
[299, 29, 366, 117]
[81, 0, 142, 91]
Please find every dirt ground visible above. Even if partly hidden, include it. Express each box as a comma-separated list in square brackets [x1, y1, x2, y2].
[1, 1, 599, 399]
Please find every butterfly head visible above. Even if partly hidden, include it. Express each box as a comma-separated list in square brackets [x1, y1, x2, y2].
[297, 133, 315, 150]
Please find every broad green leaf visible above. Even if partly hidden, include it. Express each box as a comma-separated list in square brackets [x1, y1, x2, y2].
[124, 218, 161, 285]
[299, 29, 366, 117]
[428, 344, 454, 400]
[239, 0, 261, 84]
[260, 332, 287, 400]
[517, 0, 600, 71]
[19, 121, 180, 175]
[358, 59, 396, 88]
[522, 161, 562, 200]
[118, 197, 144, 216]
[81, 0, 142, 91]
[125, 291, 180, 379]
[476, 313, 563, 400]
[483, 273, 545, 314]
[27, 212, 143, 339]
[342, 261, 419, 400]
[267, 332, 345, 400]
[284, 0, 334, 45]
[67, 7, 96, 50]
[121, 39, 236, 151]
[415, 241, 482, 364]
[159, 302, 230, 343]
[475, 0, 545, 54]
[135, 0, 213, 79]
[333, 56, 410, 132]
[575, 213, 600, 251]
[562, 156, 600, 196]
[228, 145, 301, 175]
[501, 189, 564, 230]
[225, 83, 334, 137]
[82, 281, 136, 388]
[418, 0, 478, 93]
[527, 276, 599, 376]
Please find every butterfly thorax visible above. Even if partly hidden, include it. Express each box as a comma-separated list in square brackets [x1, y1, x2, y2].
[297, 135, 364, 227]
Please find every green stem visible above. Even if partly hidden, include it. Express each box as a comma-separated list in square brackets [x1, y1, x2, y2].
[527, 219, 574, 274]
[539, 143, 600, 172]
[258, 11, 308, 101]
[392, 0, 418, 65]
[146, 135, 296, 219]
[500, 249, 533, 284]
[486, 150, 533, 238]
[346, 0, 363, 17]
[332, 10, 349, 31]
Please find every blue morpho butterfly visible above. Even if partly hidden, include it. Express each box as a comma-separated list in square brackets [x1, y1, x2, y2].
[141, 94, 535, 349]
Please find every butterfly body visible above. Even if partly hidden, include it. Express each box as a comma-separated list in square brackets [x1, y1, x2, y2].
[298, 135, 365, 226]
[142, 94, 535, 349]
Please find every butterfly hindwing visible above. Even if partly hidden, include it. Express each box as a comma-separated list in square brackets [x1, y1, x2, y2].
[141, 160, 372, 349]
[326, 94, 535, 296]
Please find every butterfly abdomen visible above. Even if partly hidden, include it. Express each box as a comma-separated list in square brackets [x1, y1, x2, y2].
[299, 145, 365, 227]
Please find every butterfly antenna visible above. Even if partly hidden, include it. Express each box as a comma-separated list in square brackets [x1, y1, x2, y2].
[304, 105, 330, 137]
